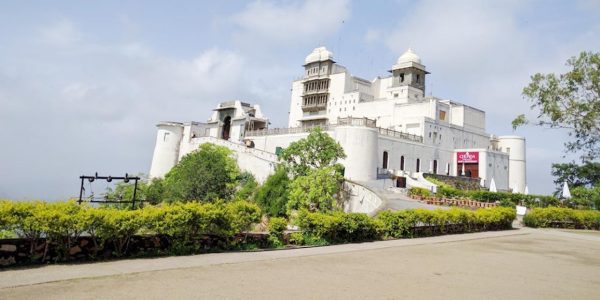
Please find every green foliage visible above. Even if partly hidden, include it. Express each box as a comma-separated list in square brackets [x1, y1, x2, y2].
[95, 208, 143, 256]
[267, 217, 288, 248]
[376, 207, 516, 239]
[0, 200, 263, 258]
[279, 127, 346, 177]
[226, 201, 262, 234]
[516, 51, 600, 161]
[268, 217, 287, 238]
[234, 172, 258, 201]
[163, 143, 240, 202]
[523, 207, 600, 230]
[408, 187, 431, 197]
[254, 166, 291, 217]
[570, 185, 600, 210]
[145, 178, 165, 204]
[104, 177, 147, 206]
[287, 167, 343, 213]
[295, 210, 383, 244]
[551, 162, 600, 190]
[427, 184, 561, 208]
[102, 177, 166, 207]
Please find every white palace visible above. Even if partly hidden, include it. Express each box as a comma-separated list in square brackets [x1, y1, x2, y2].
[149, 47, 527, 198]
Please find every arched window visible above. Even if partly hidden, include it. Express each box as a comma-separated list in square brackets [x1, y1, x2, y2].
[416, 158, 420, 172]
[382, 151, 389, 169]
[433, 160, 438, 174]
[400, 155, 405, 171]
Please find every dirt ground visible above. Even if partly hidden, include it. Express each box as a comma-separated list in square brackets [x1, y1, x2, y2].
[1, 229, 599, 300]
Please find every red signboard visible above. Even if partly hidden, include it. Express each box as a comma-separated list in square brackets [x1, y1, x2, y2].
[457, 151, 479, 163]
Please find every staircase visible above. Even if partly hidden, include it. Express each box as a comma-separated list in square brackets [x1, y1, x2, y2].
[357, 180, 447, 211]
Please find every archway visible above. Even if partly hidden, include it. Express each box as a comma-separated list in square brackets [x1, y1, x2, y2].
[382, 151, 388, 169]
[222, 116, 231, 140]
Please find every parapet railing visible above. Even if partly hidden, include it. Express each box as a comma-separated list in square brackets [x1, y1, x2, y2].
[245, 125, 334, 137]
[378, 128, 423, 143]
[337, 117, 376, 127]
[245, 116, 423, 143]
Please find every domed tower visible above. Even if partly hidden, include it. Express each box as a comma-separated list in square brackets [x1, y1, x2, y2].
[149, 122, 184, 179]
[390, 48, 429, 97]
[300, 47, 334, 127]
[497, 136, 527, 193]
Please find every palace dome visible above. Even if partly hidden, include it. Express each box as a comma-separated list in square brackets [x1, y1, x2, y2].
[397, 48, 421, 65]
[305, 47, 334, 65]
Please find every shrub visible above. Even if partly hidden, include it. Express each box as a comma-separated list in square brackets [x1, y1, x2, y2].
[287, 167, 343, 214]
[0, 199, 264, 259]
[163, 143, 240, 202]
[523, 207, 600, 229]
[376, 207, 515, 238]
[267, 217, 288, 247]
[295, 210, 382, 244]
[408, 187, 431, 198]
[255, 166, 291, 217]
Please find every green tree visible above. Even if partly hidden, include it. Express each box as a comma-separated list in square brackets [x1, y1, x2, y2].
[513, 51, 600, 161]
[254, 166, 291, 217]
[163, 143, 240, 202]
[287, 166, 343, 214]
[551, 162, 600, 189]
[570, 185, 600, 210]
[279, 127, 346, 177]
[234, 172, 258, 201]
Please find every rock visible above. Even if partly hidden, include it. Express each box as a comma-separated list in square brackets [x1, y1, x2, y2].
[0, 256, 16, 266]
[69, 246, 82, 255]
[0, 244, 17, 252]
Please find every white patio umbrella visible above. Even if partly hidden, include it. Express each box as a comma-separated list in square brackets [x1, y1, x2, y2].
[562, 181, 571, 199]
[489, 177, 497, 193]
[524, 185, 529, 195]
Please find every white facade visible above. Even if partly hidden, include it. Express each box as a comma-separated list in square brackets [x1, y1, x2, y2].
[149, 47, 527, 193]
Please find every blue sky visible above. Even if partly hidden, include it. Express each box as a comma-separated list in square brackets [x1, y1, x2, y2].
[0, 0, 599, 199]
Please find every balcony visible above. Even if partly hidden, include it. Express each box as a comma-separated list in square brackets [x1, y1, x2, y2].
[301, 102, 327, 112]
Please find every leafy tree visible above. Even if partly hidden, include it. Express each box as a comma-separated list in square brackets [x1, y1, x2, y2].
[570, 185, 600, 210]
[234, 172, 258, 201]
[287, 166, 343, 214]
[279, 127, 346, 177]
[145, 178, 165, 204]
[254, 166, 291, 217]
[551, 162, 600, 189]
[102, 176, 165, 208]
[513, 51, 600, 161]
[163, 143, 240, 202]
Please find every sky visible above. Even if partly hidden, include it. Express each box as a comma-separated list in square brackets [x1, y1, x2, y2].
[0, 0, 599, 200]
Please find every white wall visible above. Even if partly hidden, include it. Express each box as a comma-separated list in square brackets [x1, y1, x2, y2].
[342, 181, 383, 215]
[497, 136, 527, 193]
[149, 123, 184, 178]
[334, 126, 379, 182]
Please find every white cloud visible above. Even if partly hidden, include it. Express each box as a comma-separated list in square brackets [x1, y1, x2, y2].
[39, 19, 83, 47]
[0, 20, 249, 200]
[231, 0, 350, 45]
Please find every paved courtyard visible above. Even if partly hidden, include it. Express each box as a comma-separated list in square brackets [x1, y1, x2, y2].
[1, 228, 599, 299]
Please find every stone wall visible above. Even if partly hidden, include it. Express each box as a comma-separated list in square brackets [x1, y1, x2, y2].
[0, 233, 270, 268]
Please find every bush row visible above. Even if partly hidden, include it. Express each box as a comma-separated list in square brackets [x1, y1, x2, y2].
[0, 200, 261, 260]
[523, 207, 600, 230]
[294, 207, 516, 244]
[409, 185, 561, 208]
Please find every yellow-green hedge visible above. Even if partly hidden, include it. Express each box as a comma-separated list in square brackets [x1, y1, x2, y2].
[523, 207, 600, 230]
